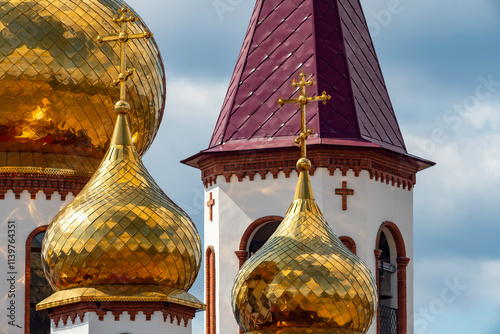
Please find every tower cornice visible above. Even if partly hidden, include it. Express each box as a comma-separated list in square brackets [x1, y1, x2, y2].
[188, 145, 431, 190]
[0, 168, 91, 200]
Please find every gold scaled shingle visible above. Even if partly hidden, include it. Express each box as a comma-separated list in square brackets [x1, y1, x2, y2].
[0, 0, 165, 171]
[38, 112, 202, 310]
[232, 160, 377, 333]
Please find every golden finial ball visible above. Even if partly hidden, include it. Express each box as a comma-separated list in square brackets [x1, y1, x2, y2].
[297, 158, 311, 171]
[115, 100, 131, 114]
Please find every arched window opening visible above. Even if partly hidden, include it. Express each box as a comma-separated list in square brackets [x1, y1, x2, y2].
[339, 236, 357, 255]
[205, 246, 216, 334]
[26, 230, 52, 334]
[248, 221, 280, 256]
[236, 216, 283, 268]
[378, 232, 397, 304]
[375, 222, 409, 334]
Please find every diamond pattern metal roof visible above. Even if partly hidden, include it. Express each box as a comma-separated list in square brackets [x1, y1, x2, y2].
[207, 0, 407, 155]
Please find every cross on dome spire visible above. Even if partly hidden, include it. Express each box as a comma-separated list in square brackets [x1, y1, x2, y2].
[97, 5, 153, 113]
[277, 72, 330, 159]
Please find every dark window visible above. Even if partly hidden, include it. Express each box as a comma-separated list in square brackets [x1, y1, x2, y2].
[379, 232, 396, 301]
[378, 231, 398, 333]
[248, 221, 281, 256]
[30, 232, 52, 334]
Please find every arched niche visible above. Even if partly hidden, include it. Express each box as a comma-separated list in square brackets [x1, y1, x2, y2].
[25, 226, 51, 334]
[375, 222, 410, 334]
[235, 216, 283, 268]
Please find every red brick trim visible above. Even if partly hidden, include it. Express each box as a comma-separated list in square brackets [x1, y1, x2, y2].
[235, 216, 283, 268]
[374, 249, 383, 334]
[375, 222, 409, 334]
[205, 246, 216, 334]
[196, 147, 419, 191]
[335, 182, 354, 211]
[339, 236, 356, 255]
[0, 172, 89, 201]
[396, 257, 410, 334]
[47, 302, 197, 328]
[375, 222, 407, 258]
[25, 225, 49, 334]
[207, 192, 215, 221]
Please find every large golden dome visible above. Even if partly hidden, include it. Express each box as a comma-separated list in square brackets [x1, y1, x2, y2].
[37, 109, 202, 310]
[0, 0, 165, 172]
[232, 159, 378, 333]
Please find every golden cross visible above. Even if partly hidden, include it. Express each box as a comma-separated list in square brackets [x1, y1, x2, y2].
[96, 5, 153, 102]
[277, 73, 331, 158]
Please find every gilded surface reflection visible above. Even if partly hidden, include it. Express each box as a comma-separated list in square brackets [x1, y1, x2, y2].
[232, 162, 377, 333]
[37, 285, 204, 310]
[0, 0, 165, 171]
[38, 113, 202, 310]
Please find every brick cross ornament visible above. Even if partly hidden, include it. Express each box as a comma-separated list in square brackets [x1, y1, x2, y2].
[207, 192, 215, 221]
[335, 181, 354, 211]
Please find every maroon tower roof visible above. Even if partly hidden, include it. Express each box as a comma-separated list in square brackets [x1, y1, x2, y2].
[184, 0, 425, 167]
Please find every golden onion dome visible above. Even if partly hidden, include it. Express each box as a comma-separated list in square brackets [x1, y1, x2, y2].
[37, 105, 203, 310]
[232, 158, 378, 334]
[0, 0, 165, 172]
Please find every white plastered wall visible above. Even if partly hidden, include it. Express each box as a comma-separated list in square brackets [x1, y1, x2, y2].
[0, 190, 74, 334]
[205, 167, 414, 334]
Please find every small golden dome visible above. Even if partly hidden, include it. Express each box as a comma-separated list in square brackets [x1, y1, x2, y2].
[0, 0, 165, 172]
[232, 170, 378, 333]
[37, 110, 202, 310]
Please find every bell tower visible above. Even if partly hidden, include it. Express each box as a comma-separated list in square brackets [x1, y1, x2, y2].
[183, 0, 434, 333]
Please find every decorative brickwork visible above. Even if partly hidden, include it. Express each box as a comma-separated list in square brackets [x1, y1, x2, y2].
[47, 301, 197, 328]
[0, 170, 90, 200]
[396, 257, 411, 334]
[236, 216, 283, 268]
[339, 236, 357, 255]
[205, 246, 216, 334]
[207, 193, 215, 222]
[374, 249, 383, 334]
[335, 182, 354, 211]
[25, 226, 49, 334]
[195, 147, 419, 191]
[376, 222, 407, 258]
[375, 222, 409, 334]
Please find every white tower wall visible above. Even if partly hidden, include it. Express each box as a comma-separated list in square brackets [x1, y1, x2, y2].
[0, 190, 74, 334]
[205, 167, 414, 334]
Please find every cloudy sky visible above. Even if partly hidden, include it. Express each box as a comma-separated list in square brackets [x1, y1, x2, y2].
[124, 0, 500, 332]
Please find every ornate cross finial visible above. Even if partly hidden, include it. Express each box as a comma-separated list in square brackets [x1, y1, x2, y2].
[96, 5, 153, 111]
[277, 73, 331, 158]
